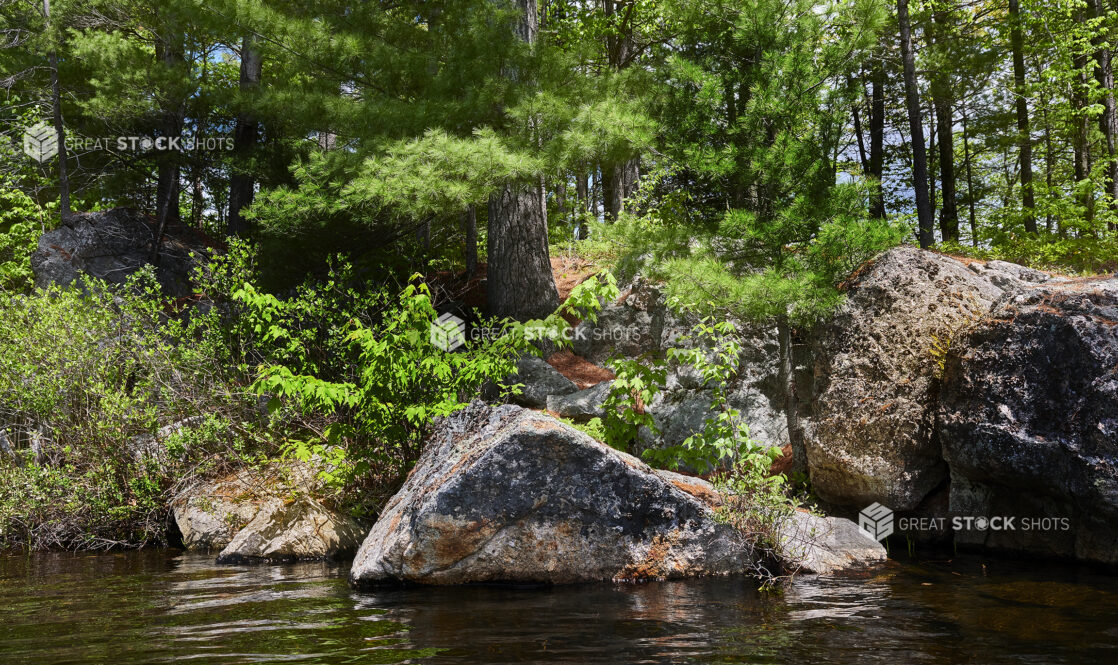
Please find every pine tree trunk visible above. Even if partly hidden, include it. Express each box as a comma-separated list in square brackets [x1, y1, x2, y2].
[152, 17, 184, 264]
[934, 97, 959, 241]
[575, 171, 589, 239]
[461, 205, 478, 276]
[44, 0, 69, 218]
[962, 104, 979, 245]
[487, 0, 558, 320]
[228, 35, 262, 236]
[488, 179, 559, 320]
[1093, 0, 1118, 229]
[778, 316, 806, 477]
[898, 0, 934, 247]
[1009, 0, 1037, 233]
[869, 50, 886, 218]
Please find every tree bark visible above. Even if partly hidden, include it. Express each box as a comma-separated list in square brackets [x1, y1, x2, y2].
[152, 15, 184, 263]
[1074, 8, 1095, 226]
[487, 0, 559, 320]
[778, 316, 806, 477]
[934, 97, 959, 241]
[1009, 0, 1037, 233]
[488, 179, 559, 320]
[961, 103, 978, 245]
[898, 0, 934, 247]
[868, 50, 886, 218]
[44, 0, 70, 218]
[228, 35, 262, 236]
[461, 205, 478, 276]
[1093, 0, 1118, 229]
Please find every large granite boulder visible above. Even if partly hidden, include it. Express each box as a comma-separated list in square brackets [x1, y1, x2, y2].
[938, 277, 1118, 563]
[31, 208, 209, 297]
[216, 497, 366, 564]
[807, 247, 1052, 511]
[349, 403, 884, 587]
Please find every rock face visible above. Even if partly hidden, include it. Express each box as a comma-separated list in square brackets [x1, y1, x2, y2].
[173, 462, 363, 562]
[938, 277, 1118, 563]
[216, 497, 366, 564]
[349, 403, 884, 587]
[349, 403, 751, 586]
[31, 208, 208, 297]
[807, 247, 1052, 511]
[779, 511, 887, 574]
[546, 380, 612, 421]
[510, 355, 577, 409]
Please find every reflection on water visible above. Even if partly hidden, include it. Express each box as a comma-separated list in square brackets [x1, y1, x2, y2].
[2, 551, 1118, 664]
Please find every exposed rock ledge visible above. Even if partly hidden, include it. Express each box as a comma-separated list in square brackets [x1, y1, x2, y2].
[349, 403, 884, 587]
[172, 463, 366, 563]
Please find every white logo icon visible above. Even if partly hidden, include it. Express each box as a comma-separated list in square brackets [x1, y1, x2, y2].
[23, 122, 59, 162]
[858, 502, 894, 541]
[430, 312, 466, 351]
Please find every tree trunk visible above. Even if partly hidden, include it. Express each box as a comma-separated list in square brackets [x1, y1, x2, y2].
[961, 103, 979, 245]
[1044, 106, 1056, 233]
[778, 316, 806, 477]
[898, 0, 934, 247]
[603, 159, 638, 221]
[44, 0, 69, 218]
[1093, 0, 1118, 229]
[487, 0, 559, 320]
[869, 50, 886, 218]
[575, 171, 589, 239]
[1074, 8, 1095, 226]
[934, 97, 959, 241]
[488, 179, 559, 320]
[1009, 0, 1037, 233]
[461, 205, 478, 276]
[928, 97, 937, 222]
[228, 35, 262, 236]
[152, 16, 184, 263]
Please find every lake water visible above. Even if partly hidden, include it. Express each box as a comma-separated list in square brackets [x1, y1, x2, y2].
[2, 551, 1117, 664]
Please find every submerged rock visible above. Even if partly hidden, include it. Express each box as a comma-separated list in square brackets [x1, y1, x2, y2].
[938, 277, 1118, 564]
[807, 247, 1051, 511]
[349, 403, 884, 587]
[216, 497, 366, 564]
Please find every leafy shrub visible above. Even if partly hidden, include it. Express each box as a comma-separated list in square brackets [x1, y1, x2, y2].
[939, 236, 1118, 275]
[0, 187, 50, 292]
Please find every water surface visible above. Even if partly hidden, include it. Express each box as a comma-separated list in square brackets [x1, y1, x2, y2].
[2, 551, 1117, 663]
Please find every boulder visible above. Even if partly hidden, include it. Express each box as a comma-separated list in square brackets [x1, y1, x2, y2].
[778, 511, 887, 574]
[31, 208, 209, 297]
[807, 247, 1050, 511]
[546, 380, 612, 421]
[349, 403, 883, 587]
[172, 461, 335, 554]
[349, 403, 751, 586]
[509, 355, 577, 409]
[571, 278, 676, 364]
[938, 277, 1118, 563]
[215, 497, 366, 564]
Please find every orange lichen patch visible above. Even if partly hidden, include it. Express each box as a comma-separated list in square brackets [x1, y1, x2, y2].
[546, 350, 615, 389]
[427, 517, 497, 567]
[614, 532, 685, 582]
[667, 477, 723, 508]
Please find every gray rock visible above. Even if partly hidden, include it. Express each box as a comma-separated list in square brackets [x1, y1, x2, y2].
[938, 277, 1118, 564]
[546, 380, 613, 421]
[777, 511, 887, 574]
[572, 278, 666, 364]
[215, 497, 366, 564]
[807, 247, 1039, 511]
[172, 461, 332, 553]
[349, 403, 751, 586]
[510, 355, 577, 408]
[31, 208, 206, 297]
